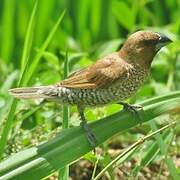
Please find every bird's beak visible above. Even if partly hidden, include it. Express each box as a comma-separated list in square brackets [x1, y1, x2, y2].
[155, 33, 172, 51]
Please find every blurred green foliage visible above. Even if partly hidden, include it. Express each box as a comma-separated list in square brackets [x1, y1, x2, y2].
[0, 0, 179, 179]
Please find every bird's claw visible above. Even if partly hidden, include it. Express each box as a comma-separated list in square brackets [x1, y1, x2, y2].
[119, 102, 143, 121]
[123, 104, 142, 112]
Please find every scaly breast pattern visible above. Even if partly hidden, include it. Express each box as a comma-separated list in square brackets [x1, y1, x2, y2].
[57, 64, 148, 106]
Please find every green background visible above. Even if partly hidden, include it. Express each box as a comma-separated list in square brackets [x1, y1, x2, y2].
[0, 0, 179, 179]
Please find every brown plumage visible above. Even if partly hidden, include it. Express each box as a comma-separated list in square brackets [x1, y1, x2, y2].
[59, 31, 168, 89]
[9, 30, 172, 147]
[59, 53, 128, 89]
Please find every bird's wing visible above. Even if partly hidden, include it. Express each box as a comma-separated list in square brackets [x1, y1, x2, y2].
[58, 53, 128, 89]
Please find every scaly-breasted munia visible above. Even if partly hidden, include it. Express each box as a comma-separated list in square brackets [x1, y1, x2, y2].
[9, 31, 172, 147]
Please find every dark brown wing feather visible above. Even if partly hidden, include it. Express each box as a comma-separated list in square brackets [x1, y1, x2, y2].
[58, 53, 127, 89]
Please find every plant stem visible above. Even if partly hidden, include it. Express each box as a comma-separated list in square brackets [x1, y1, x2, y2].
[94, 121, 177, 180]
[59, 50, 69, 180]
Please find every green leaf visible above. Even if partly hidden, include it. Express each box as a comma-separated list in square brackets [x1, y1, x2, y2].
[132, 129, 171, 176]
[0, 91, 180, 179]
[90, 0, 102, 39]
[20, 0, 37, 72]
[0, 0, 38, 159]
[35, 0, 56, 46]
[112, 1, 135, 31]
[0, 0, 15, 62]
[93, 39, 123, 58]
[59, 50, 70, 180]
[149, 121, 180, 180]
[22, 10, 66, 86]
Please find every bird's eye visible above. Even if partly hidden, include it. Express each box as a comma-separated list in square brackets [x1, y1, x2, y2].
[143, 39, 158, 46]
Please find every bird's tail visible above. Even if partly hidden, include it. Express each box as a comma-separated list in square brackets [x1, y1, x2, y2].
[8, 86, 57, 99]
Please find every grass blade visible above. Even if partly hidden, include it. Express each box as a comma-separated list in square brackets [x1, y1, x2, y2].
[94, 122, 176, 180]
[20, 0, 37, 71]
[0, 91, 179, 179]
[90, 0, 101, 39]
[22, 10, 66, 86]
[59, 50, 70, 179]
[149, 121, 180, 179]
[0, 0, 15, 62]
[35, 0, 55, 46]
[132, 129, 172, 176]
[0, 0, 38, 159]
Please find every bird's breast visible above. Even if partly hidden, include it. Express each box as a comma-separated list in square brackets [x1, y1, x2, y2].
[110, 64, 149, 100]
[55, 65, 148, 106]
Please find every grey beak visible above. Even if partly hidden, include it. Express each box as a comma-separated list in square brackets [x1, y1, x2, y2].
[158, 33, 172, 44]
[155, 33, 172, 51]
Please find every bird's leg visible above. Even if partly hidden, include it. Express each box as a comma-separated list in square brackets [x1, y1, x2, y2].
[77, 106, 97, 148]
[118, 101, 143, 121]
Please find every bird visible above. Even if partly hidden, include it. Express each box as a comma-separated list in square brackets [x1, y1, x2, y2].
[9, 30, 172, 147]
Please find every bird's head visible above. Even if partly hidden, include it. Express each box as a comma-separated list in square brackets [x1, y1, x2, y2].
[119, 30, 172, 68]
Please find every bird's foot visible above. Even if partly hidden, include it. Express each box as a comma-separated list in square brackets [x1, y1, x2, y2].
[118, 102, 143, 121]
[80, 121, 97, 151]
